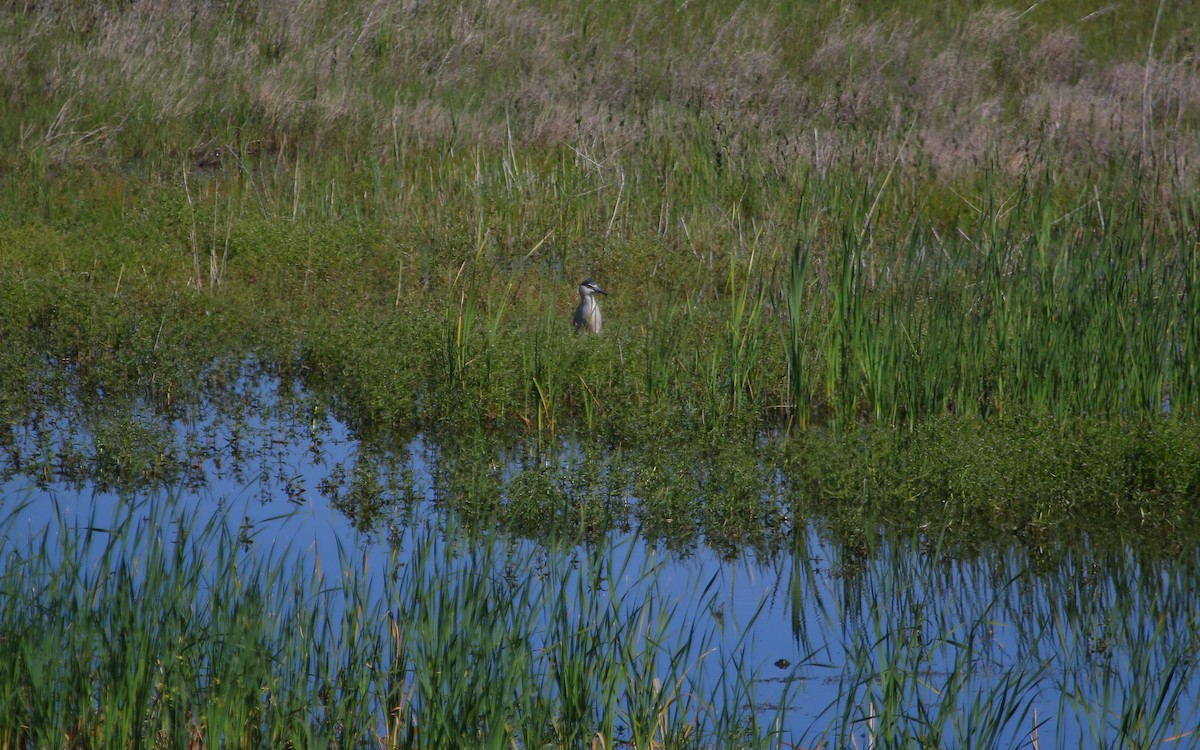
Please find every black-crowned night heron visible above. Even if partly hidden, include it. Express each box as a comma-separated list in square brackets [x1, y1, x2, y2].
[573, 279, 607, 333]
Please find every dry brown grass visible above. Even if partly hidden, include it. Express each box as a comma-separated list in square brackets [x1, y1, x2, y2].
[4, 1, 1199, 195]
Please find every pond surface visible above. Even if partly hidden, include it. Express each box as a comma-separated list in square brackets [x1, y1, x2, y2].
[2, 370, 1199, 748]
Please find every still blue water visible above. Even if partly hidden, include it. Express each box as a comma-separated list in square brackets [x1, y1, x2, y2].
[2, 374, 1198, 747]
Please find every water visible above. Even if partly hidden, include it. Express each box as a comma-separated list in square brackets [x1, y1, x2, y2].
[3, 371, 1199, 747]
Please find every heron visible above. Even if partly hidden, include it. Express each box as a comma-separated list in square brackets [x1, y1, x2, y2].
[573, 279, 607, 333]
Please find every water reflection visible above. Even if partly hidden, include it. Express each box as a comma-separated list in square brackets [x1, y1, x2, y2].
[2, 371, 1199, 747]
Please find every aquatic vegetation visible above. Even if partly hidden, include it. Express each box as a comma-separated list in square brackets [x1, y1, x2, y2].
[2, 1, 1200, 746]
[3, 486, 1198, 749]
[3, 170, 1197, 445]
[0, 491, 783, 748]
[0, 0, 1198, 444]
[800, 531, 1200, 748]
[4, 362, 1200, 556]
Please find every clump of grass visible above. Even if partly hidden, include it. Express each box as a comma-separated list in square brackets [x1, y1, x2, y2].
[782, 176, 1199, 427]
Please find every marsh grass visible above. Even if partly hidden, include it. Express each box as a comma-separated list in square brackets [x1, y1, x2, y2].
[3, 485, 1198, 748]
[792, 528, 1200, 748]
[6, 0, 1200, 188]
[0, 489, 794, 749]
[783, 178, 1200, 427]
[5, 351, 1200, 560]
[6, 141, 1197, 447]
[7, 21, 1200, 432]
[3, 6, 1200, 740]
[2, 9, 1200, 735]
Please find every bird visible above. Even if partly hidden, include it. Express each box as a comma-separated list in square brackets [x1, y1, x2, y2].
[573, 279, 607, 333]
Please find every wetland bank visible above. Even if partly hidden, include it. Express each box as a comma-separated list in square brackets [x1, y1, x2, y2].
[3, 0, 1200, 746]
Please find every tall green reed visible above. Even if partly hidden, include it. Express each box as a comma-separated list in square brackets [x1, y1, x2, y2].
[784, 205, 818, 429]
[445, 227, 485, 388]
[781, 175, 1194, 429]
[726, 227, 766, 416]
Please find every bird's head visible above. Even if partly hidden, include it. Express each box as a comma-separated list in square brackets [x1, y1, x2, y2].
[579, 279, 607, 297]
